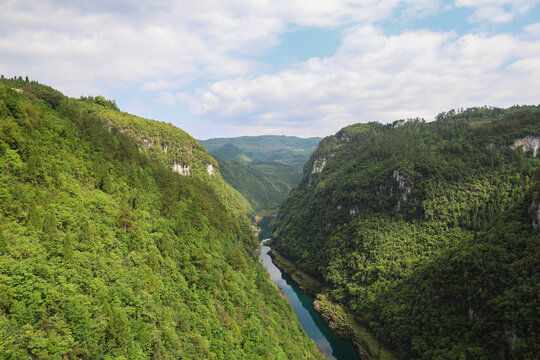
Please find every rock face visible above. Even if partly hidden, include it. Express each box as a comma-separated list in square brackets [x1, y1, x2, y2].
[143, 138, 152, 149]
[311, 157, 327, 174]
[172, 162, 190, 175]
[532, 200, 540, 230]
[512, 136, 540, 157]
[171, 162, 216, 176]
[393, 170, 411, 211]
[206, 164, 217, 175]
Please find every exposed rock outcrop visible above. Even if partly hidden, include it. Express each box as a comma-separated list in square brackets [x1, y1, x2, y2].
[393, 170, 411, 211]
[172, 162, 190, 175]
[512, 136, 540, 157]
[532, 200, 540, 230]
[311, 157, 327, 174]
[143, 138, 152, 149]
[206, 164, 217, 175]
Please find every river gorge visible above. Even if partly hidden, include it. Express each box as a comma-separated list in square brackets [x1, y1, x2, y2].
[258, 216, 360, 360]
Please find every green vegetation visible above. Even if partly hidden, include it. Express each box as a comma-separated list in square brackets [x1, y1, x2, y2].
[267, 249, 322, 296]
[199, 135, 321, 171]
[209, 144, 252, 164]
[0, 77, 324, 360]
[81, 94, 256, 221]
[313, 294, 394, 360]
[273, 107, 540, 359]
[199, 136, 320, 215]
[217, 159, 301, 215]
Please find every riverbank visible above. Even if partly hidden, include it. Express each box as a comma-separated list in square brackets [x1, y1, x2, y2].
[268, 248, 322, 295]
[268, 246, 395, 360]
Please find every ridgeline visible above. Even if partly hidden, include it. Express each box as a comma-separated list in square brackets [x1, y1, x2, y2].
[0, 77, 324, 360]
[199, 136, 320, 215]
[273, 107, 540, 359]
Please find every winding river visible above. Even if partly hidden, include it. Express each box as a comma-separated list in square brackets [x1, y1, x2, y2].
[258, 216, 359, 360]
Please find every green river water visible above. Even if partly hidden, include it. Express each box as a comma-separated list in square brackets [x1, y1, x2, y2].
[258, 216, 360, 360]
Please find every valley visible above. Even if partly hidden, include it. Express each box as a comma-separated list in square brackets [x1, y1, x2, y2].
[258, 216, 360, 360]
[273, 107, 540, 359]
[4, 2, 540, 359]
[0, 78, 324, 359]
[1, 76, 538, 360]
[199, 136, 320, 215]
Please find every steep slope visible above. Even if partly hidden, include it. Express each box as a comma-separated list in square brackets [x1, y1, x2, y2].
[211, 144, 252, 164]
[199, 135, 321, 171]
[217, 159, 302, 215]
[200, 136, 320, 215]
[374, 184, 540, 359]
[0, 78, 324, 360]
[272, 107, 540, 359]
[80, 99, 253, 218]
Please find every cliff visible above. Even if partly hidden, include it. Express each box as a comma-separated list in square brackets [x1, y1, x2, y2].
[273, 106, 540, 358]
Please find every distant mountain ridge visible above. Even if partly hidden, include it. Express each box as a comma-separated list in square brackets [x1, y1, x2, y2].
[199, 135, 321, 170]
[210, 143, 252, 164]
[199, 135, 321, 215]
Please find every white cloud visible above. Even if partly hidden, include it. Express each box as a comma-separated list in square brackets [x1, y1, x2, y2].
[193, 26, 540, 136]
[2, 0, 538, 138]
[524, 22, 540, 37]
[454, 0, 540, 23]
[0, 0, 439, 97]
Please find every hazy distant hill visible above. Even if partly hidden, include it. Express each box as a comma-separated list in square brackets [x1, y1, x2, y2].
[199, 135, 321, 171]
[199, 136, 321, 214]
[217, 158, 303, 214]
[210, 143, 252, 164]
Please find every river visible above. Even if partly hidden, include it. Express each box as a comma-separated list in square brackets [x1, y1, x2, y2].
[258, 216, 360, 360]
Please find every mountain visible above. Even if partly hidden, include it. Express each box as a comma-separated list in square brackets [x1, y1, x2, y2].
[272, 106, 540, 359]
[199, 135, 321, 171]
[210, 143, 252, 164]
[199, 136, 321, 215]
[217, 159, 302, 215]
[0, 77, 324, 360]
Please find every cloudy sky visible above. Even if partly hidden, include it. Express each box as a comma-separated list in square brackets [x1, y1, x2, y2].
[1, 0, 540, 138]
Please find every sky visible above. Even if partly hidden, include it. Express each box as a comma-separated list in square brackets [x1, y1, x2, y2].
[1, 0, 540, 139]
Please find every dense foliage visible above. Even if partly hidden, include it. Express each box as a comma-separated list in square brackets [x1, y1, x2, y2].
[272, 108, 540, 359]
[199, 135, 321, 172]
[199, 137, 320, 214]
[375, 188, 540, 359]
[207, 144, 252, 164]
[0, 77, 324, 360]
[216, 159, 301, 215]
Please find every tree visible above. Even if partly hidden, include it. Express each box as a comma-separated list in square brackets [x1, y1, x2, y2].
[0, 230, 7, 254]
[157, 232, 171, 256]
[42, 212, 57, 238]
[26, 150, 44, 184]
[63, 233, 73, 262]
[26, 202, 41, 230]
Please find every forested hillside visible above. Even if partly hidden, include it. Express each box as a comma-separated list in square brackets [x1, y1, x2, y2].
[0, 77, 324, 360]
[272, 106, 540, 359]
[217, 158, 302, 214]
[199, 136, 321, 171]
[199, 136, 320, 214]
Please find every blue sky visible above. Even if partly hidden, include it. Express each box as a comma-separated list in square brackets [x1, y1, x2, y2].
[1, 0, 539, 139]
